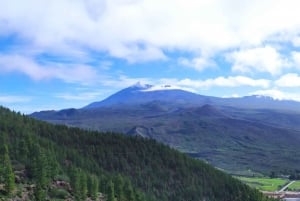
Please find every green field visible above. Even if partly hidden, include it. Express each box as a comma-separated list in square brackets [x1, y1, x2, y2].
[288, 181, 300, 191]
[237, 177, 289, 191]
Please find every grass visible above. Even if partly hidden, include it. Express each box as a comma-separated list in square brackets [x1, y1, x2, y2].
[288, 181, 300, 191]
[236, 177, 289, 191]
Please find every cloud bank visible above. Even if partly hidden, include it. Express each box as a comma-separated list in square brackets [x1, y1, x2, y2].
[2, 0, 300, 107]
[2, 0, 300, 62]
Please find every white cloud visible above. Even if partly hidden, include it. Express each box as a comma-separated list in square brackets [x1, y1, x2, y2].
[175, 76, 270, 89]
[2, 0, 300, 62]
[250, 89, 300, 101]
[93, 75, 270, 98]
[109, 44, 167, 63]
[275, 73, 300, 87]
[222, 94, 241, 98]
[178, 57, 215, 71]
[99, 75, 152, 88]
[0, 54, 99, 84]
[0, 95, 31, 103]
[291, 51, 300, 67]
[227, 46, 290, 75]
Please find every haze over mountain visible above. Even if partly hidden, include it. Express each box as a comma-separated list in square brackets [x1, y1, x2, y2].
[31, 84, 300, 174]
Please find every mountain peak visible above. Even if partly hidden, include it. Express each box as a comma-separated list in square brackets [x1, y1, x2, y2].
[130, 82, 153, 90]
[83, 83, 206, 109]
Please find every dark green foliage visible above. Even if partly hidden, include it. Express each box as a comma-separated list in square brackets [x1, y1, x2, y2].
[107, 180, 115, 201]
[124, 180, 135, 201]
[114, 174, 125, 201]
[69, 167, 82, 201]
[48, 188, 69, 199]
[87, 174, 99, 200]
[0, 106, 278, 201]
[34, 183, 46, 201]
[289, 170, 300, 180]
[79, 170, 88, 200]
[0, 144, 15, 195]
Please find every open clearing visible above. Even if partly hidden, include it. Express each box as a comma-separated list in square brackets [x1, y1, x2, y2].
[288, 181, 300, 191]
[237, 177, 289, 191]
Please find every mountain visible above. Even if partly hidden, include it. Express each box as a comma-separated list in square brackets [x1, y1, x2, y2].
[84, 82, 212, 109]
[0, 106, 277, 201]
[83, 82, 300, 112]
[31, 83, 300, 174]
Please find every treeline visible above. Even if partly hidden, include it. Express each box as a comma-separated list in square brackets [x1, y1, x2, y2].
[289, 170, 300, 180]
[0, 106, 278, 201]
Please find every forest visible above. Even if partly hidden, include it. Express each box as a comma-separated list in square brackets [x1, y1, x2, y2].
[0, 106, 278, 201]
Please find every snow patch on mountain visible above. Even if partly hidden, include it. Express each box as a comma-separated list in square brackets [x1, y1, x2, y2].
[140, 84, 196, 93]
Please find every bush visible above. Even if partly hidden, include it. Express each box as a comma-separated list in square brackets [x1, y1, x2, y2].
[49, 188, 69, 199]
[54, 174, 70, 182]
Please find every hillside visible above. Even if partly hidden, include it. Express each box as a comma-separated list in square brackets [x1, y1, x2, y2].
[32, 101, 300, 174]
[0, 106, 278, 201]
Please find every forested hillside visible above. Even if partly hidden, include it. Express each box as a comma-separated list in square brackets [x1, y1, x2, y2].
[0, 106, 277, 201]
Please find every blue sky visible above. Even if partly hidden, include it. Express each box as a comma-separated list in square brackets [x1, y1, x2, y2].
[2, 0, 300, 113]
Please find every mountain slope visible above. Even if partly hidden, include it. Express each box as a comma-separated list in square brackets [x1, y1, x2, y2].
[0, 106, 278, 201]
[84, 83, 212, 109]
[31, 84, 300, 174]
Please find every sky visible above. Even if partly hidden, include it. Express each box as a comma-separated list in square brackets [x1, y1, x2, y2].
[2, 0, 300, 113]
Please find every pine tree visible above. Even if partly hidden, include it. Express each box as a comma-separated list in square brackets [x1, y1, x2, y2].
[124, 180, 135, 201]
[79, 171, 88, 200]
[34, 183, 46, 201]
[31, 145, 48, 188]
[1, 144, 15, 195]
[88, 175, 99, 200]
[18, 138, 28, 162]
[107, 180, 115, 201]
[69, 167, 81, 201]
[114, 174, 125, 201]
[135, 190, 145, 201]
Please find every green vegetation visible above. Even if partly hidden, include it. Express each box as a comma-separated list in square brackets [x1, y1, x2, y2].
[237, 177, 289, 191]
[0, 143, 15, 195]
[0, 106, 278, 200]
[288, 181, 300, 191]
[32, 103, 300, 174]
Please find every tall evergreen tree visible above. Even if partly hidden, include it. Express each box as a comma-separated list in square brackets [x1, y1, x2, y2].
[107, 180, 115, 201]
[34, 183, 46, 201]
[69, 167, 81, 201]
[1, 144, 15, 195]
[31, 145, 48, 188]
[79, 171, 88, 200]
[114, 174, 125, 201]
[88, 175, 99, 200]
[0, 133, 14, 194]
[124, 180, 135, 201]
